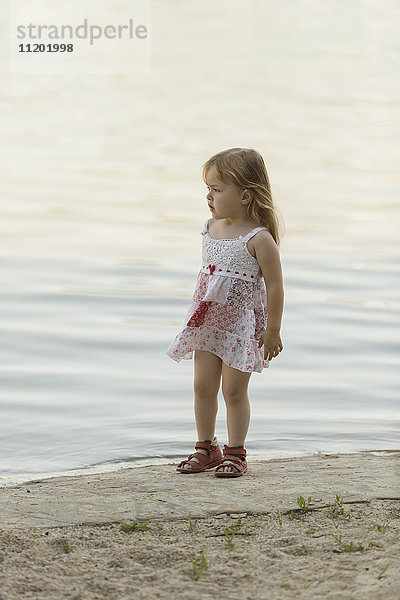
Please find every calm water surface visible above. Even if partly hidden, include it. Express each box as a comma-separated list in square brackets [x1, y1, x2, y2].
[0, 1, 399, 486]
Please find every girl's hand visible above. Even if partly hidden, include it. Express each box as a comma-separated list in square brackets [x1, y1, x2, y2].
[258, 330, 283, 361]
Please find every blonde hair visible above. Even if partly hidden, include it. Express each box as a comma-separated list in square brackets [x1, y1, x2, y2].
[202, 147, 283, 246]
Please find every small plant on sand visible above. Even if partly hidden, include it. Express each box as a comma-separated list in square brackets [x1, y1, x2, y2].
[342, 541, 364, 553]
[307, 527, 316, 534]
[303, 575, 317, 589]
[329, 494, 352, 521]
[188, 512, 194, 532]
[59, 539, 73, 554]
[274, 510, 283, 526]
[120, 520, 150, 532]
[182, 550, 208, 581]
[327, 531, 342, 546]
[224, 517, 243, 551]
[300, 544, 314, 556]
[288, 495, 312, 521]
[281, 578, 290, 590]
[369, 520, 390, 534]
[327, 532, 365, 553]
[297, 495, 312, 512]
[377, 564, 389, 580]
[331, 518, 340, 530]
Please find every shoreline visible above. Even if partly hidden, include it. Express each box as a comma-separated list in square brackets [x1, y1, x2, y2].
[2, 450, 399, 529]
[2, 447, 399, 490]
[1, 449, 316, 490]
[0, 451, 399, 599]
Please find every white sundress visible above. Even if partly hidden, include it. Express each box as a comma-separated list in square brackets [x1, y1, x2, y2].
[165, 218, 269, 373]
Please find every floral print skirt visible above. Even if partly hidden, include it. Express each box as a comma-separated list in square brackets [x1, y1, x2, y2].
[165, 272, 269, 373]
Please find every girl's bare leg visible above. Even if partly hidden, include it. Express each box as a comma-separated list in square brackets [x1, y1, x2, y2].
[220, 362, 252, 473]
[180, 349, 222, 470]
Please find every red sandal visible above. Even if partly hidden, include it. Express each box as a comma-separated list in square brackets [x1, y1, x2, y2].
[176, 438, 223, 473]
[214, 445, 247, 478]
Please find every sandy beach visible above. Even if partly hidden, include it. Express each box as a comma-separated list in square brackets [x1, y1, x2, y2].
[0, 451, 399, 599]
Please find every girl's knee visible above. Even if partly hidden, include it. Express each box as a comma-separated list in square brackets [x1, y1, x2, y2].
[221, 386, 248, 404]
[194, 377, 219, 397]
[221, 369, 251, 402]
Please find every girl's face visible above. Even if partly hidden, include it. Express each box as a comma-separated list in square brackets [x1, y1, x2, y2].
[204, 165, 246, 220]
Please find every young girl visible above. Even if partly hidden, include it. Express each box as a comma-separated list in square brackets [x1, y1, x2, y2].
[166, 148, 284, 478]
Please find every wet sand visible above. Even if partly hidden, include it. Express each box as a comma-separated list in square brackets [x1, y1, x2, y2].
[0, 451, 399, 599]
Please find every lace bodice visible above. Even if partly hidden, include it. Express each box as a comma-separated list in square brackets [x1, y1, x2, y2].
[200, 219, 266, 282]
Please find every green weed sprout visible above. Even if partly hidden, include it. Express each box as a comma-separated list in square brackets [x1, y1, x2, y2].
[329, 494, 352, 521]
[297, 495, 312, 512]
[377, 564, 389, 580]
[327, 531, 342, 545]
[327, 532, 365, 553]
[182, 550, 208, 581]
[288, 495, 312, 520]
[369, 521, 390, 534]
[224, 517, 243, 551]
[274, 510, 283, 527]
[60, 539, 73, 553]
[343, 541, 364, 553]
[120, 520, 150, 532]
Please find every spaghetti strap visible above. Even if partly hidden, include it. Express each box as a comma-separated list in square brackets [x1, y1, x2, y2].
[241, 226, 267, 243]
[200, 219, 210, 236]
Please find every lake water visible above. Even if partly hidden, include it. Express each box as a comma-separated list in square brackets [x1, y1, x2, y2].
[0, 0, 399, 486]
